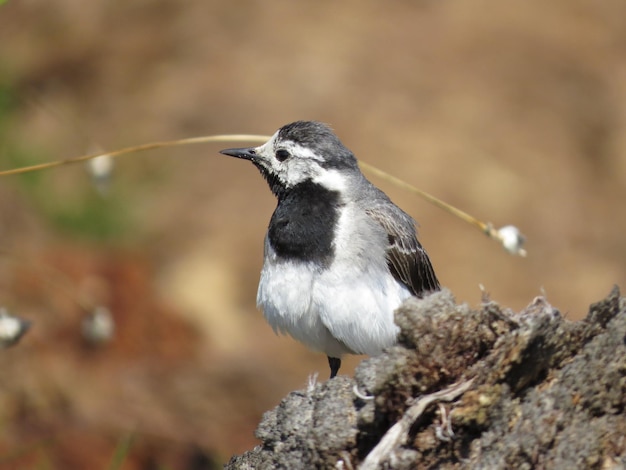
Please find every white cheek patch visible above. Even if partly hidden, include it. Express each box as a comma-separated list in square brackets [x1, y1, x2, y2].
[281, 159, 316, 188]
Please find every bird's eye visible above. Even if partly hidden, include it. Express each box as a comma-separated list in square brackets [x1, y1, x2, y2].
[275, 149, 290, 162]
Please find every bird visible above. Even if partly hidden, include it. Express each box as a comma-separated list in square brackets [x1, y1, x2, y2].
[220, 121, 439, 378]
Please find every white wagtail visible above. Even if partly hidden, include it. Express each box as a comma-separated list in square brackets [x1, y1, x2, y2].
[220, 121, 440, 378]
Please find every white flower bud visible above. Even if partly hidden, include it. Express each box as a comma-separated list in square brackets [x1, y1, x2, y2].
[497, 225, 527, 257]
[0, 308, 31, 348]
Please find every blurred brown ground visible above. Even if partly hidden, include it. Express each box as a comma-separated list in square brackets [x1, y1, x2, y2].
[0, 0, 625, 468]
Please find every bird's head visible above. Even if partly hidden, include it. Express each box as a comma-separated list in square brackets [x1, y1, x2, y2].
[220, 121, 359, 197]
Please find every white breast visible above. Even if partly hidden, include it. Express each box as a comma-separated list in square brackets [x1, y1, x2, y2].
[256, 204, 411, 358]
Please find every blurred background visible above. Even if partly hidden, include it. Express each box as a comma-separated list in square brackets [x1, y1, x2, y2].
[1, 0, 625, 468]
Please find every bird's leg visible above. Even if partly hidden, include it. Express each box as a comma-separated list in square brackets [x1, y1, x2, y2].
[328, 356, 341, 379]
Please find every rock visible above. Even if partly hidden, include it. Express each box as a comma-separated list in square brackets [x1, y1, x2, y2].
[225, 287, 626, 469]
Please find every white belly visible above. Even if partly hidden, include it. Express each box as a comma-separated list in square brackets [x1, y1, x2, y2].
[256, 257, 411, 358]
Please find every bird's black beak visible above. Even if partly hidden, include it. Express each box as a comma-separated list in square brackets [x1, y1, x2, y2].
[219, 147, 257, 161]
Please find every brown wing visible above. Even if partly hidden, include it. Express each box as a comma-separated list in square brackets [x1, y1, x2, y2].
[366, 207, 440, 297]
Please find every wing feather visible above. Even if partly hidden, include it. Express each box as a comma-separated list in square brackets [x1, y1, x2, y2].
[366, 206, 440, 297]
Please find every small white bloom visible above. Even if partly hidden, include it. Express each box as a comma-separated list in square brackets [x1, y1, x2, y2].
[86, 154, 114, 195]
[0, 308, 31, 348]
[82, 306, 115, 344]
[497, 225, 527, 256]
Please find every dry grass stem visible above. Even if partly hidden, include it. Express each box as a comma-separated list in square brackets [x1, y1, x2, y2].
[0, 134, 526, 255]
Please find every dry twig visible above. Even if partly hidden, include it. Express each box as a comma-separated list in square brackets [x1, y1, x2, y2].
[359, 379, 474, 470]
